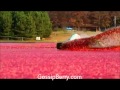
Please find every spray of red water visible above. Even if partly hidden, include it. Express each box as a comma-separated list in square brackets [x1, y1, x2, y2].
[61, 27, 120, 51]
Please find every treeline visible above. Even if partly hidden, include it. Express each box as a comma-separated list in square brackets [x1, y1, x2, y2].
[48, 11, 120, 30]
[1, 11, 120, 39]
[0, 11, 52, 38]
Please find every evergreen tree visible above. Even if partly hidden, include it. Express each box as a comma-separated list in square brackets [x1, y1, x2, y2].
[24, 12, 36, 38]
[0, 11, 12, 36]
[0, 11, 52, 39]
[43, 12, 52, 38]
[31, 11, 52, 38]
[12, 11, 26, 37]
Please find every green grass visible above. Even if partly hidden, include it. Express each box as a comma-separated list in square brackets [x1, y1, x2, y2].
[47, 30, 102, 42]
[0, 30, 102, 43]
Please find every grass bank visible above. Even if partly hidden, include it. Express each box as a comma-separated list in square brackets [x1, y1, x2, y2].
[0, 30, 102, 43]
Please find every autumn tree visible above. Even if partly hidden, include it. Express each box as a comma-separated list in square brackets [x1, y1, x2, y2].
[48, 11, 120, 31]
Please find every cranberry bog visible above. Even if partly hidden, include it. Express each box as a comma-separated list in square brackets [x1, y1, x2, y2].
[0, 42, 120, 79]
[0, 27, 120, 79]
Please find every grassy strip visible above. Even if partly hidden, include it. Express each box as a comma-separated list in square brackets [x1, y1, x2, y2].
[0, 30, 102, 43]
